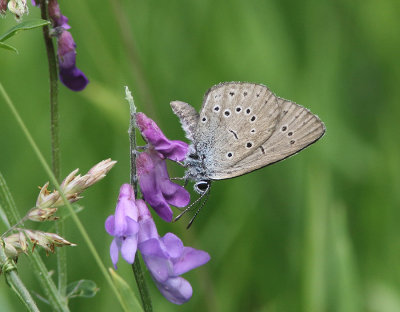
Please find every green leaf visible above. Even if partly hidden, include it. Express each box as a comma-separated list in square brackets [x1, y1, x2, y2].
[66, 280, 99, 299]
[109, 269, 144, 312]
[0, 19, 50, 42]
[0, 42, 18, 53]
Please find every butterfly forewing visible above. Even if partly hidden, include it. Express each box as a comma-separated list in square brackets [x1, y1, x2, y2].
[193, 83, 282, 176]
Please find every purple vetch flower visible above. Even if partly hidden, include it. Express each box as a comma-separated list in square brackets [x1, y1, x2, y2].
[105, 184, 140, 269]
[48, 0, 70, 29]
[135, 112, 190, 222]
[57, 30, 89, 91]
[137, 202, 210, 304]
[136, 112, 188, 162]
[137, 149, 190, 222]
[31, 0, 88, 91]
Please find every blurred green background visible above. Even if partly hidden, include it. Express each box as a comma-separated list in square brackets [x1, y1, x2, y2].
[1, 0, 400, 311]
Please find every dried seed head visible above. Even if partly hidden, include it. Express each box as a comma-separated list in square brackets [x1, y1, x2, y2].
[27, 207, 59, 222]
[36, 182, 60, 209]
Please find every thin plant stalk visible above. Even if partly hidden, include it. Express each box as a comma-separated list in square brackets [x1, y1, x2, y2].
[0, 246, 40, 312]
[38, 0, 66, 295]
[0, 83, 131, 311]
[126, 87, 153, 312]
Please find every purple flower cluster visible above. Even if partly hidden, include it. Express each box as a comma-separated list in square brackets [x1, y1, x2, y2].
[32, 0, 89, 91]
[106, 114, 210, 304]
[136, 112, 190, 222]
[106, 184, 210, 304]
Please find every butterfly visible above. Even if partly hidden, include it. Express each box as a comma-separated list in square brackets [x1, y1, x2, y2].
[171, 82, 325, 225]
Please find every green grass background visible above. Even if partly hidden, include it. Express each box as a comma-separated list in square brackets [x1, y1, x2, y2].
[1, 0, 400, 311]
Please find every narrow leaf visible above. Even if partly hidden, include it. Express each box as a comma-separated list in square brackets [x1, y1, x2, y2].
[109, 269, 144, 312]
[0, 42, 18, 53]
[0, 19, 50, 42]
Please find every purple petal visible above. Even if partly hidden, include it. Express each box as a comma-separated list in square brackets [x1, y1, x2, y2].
[121, 236, 138, 264]
[173, 247, 210, 276]
[57, 31, 89, 91]
[160, 233, 184, 259]
[160, 179, 190, 208]
[137, 152, 173, 222]
[136, 113, 188, 161]
[154, 276, 193, 305]
[142, 254, 171, 283]
[59, 66, 89, 91]
[138, 218, 159, 244]
[105, 215, 115, 236]
[136, 199, 159, 243]
[48, 0, 70, 29]
[110, 239, 119, 269]
[124, 218, 139, 236]
[139, 238, 168, 259]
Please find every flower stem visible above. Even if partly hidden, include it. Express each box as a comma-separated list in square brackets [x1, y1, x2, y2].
[0, 246, 40, 312]
[126, 87, 153, 312]
[38, 0, 66, 296]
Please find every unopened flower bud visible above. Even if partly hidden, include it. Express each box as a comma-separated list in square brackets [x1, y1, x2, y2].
[85, 159, 117, 188]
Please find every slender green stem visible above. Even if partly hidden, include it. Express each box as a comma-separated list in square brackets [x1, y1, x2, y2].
[39, 0, 61, 181]
[0, 245, 40, 312]
[126, 87, 153, 312]
[38, 0, 66, 296]
[0, 83, 130, 311]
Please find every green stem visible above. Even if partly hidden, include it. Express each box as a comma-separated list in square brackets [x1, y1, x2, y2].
[0, 170, 69, 311]
[0, 82, 128, 311]
[126, 87, 153, 312]
[0, 245, 40, 312]
[38, 0, 66, 296]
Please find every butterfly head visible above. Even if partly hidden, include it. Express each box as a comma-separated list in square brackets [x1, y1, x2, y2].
[194, 180, 211, 195]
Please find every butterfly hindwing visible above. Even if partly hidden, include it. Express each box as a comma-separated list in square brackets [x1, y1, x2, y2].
[211, 97, 326, 179]
[170, 100, 199, 141]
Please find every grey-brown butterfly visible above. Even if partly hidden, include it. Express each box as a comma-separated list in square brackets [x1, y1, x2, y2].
[171, 82, 325, 225]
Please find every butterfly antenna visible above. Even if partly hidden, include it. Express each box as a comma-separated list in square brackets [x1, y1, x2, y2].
[174, 194, 203, 222]
[186, 186, 211, 229]
[173, 182, 208, 222]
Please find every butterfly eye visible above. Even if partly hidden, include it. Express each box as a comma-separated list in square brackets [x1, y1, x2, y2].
[281, 126, 287, 132]
[245, 108, 251, 115]
[201, 116, 207, 123]
[250, 129, 256, 134]
[246, 142, 253, 148]
[194, 180, 210, 194]
[214, 106, 220, 112]
[288, 131, 293, 136]
[226, 152, 233, 158]
[250, 116, 256, 122]
[235, 106, 242, 113]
